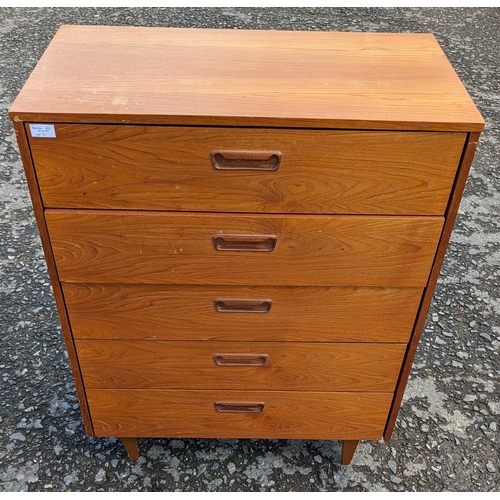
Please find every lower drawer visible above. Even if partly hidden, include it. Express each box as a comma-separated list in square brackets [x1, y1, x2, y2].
[87, 389, 393, 440]
[75, 340, 406, 391]
[64, 284, 422, 342]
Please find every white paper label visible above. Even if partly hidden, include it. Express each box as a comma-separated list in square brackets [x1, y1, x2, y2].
[29, 124, 56, 138]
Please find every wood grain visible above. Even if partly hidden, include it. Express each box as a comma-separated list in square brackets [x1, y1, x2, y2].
[63, 284, 423, 342]
[29, 124, 465, 215]
[9, 26, 484, 131]
[75, 340, 406, 391]
[46, 211, 444, 287]
[86, 389, 393, 439]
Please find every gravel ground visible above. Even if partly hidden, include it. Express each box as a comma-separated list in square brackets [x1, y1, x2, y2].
[0, 7, 499, 492]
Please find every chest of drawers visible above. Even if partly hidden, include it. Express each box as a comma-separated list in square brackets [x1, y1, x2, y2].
[9, 26, 484, 465]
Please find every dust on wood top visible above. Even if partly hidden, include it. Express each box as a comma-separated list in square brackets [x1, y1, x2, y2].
[9, 25, 484, 131]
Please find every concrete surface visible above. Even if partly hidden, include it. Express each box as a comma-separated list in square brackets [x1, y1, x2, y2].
[0, 7, 499, 492]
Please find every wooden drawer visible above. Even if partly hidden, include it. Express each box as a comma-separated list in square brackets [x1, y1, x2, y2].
[46, 211, 443, 287]
[75, 340, 406, 391]
[64, 284, 422, 342]
[86, 389, 393, 440]
[29, 124, 465, 215]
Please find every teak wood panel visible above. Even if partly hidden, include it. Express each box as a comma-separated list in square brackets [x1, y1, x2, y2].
[9, 26, 485, 131]
[28, 125, 466, 215]
[86, 389, 393, 439]
[75, 340, 406, 391]
[63, 284, 423, 343]
[46, 211, 444, 287]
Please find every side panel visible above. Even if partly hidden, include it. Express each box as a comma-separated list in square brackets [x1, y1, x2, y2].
[12, 121, 94, 436]
[384, 132, 481, 439]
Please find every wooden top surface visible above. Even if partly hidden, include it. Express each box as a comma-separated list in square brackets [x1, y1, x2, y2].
[9, 25, 484, 131]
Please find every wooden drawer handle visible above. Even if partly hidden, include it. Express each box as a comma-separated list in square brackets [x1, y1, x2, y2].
[214, 402, 265, 413]
[211, 150, 282, 171]
[213, 353, 269, 366]
[214, 298, 272, 313]
[212, 234, 277, 252]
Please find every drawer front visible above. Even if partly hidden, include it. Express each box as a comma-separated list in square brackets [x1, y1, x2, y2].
[29, 124, 465, 215]
[87, 389, 393, 440]
[75, 340, 406, 391]
[47, 211, 443, 287]
[64, 284, 422, 342]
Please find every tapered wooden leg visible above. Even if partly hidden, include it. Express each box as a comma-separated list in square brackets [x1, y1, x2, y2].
[342, 440, 359, 465]
[121, 437, 139, 460]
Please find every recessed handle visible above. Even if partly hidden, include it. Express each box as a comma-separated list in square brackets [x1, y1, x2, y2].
[211, 150, 282, 171]
[214, 298, 272, 313]
[212, 234, 277, 252]
[213, 353, 269, 366]
[214, 402, 265, 413]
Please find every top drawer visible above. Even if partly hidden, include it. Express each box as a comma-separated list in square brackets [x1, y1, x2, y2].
[28, 125, 465, 215]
